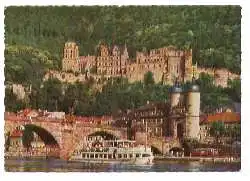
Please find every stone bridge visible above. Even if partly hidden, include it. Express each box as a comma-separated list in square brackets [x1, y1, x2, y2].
[5, 114, 181, 159]
[134, 132, 182, 154]
[4, 115, 127, 159]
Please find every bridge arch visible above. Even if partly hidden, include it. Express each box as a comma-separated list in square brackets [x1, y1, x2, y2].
[151, 145, 162, 155]
[8, 123, 60, 148]
[86, 127, 126, 140]
[88, 131, 119, 140]
[23, 124, 60, 147]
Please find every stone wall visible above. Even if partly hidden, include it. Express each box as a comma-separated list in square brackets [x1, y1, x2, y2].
[43, 70, 85, 83]
[134, 132, 181, 154]
[12, 84, 26, 100]
[197, 67, 240, 88]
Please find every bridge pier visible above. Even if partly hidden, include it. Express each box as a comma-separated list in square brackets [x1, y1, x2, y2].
[134, 132, 182, 155]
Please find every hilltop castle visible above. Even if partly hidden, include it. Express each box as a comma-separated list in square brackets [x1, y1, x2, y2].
[62, 41, 195, 85]
[59, 41, 239, 86]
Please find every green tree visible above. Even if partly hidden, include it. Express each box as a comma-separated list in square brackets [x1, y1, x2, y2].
[182, 138, 199, 156]
[5, 87, 27, 112]
[209, 121, 226, 144]
[226, 79, 241, 102]
[144, 71, 155, 86]
[226, 124, 241, 142]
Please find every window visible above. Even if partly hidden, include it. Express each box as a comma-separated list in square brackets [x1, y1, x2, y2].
[136, 154, 140, 158]
[118, 154, 122, 158]
[130, 154, 133, 158]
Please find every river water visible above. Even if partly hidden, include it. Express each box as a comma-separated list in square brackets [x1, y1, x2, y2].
[5, 159, 240, 172]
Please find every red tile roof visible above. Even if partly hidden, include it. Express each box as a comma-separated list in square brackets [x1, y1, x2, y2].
[202, 112, 240, 124]
[10, 130, 23, 137]
[72, 115, 113, 122]
[23, 108, 32, 116]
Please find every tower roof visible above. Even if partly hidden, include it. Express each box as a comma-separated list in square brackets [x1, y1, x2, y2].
[169, 85, 183, 93]
[186, 69, 200, 92]
[169, 77, 183, 93]
[186, 83, 200, 92]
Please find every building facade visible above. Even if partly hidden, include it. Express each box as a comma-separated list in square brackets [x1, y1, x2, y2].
[61, 41, 195, 85]
[114, 80, 201, 141]
[60, 41, 240, 86]
[199, 111, 241, 143]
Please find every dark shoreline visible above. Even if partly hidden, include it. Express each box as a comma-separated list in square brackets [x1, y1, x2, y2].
[154, 156, 241, 163]
[5, 155, 241, 164]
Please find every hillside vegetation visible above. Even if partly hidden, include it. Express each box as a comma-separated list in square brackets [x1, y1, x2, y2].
[4, 6, 241, 115]
[5, 6, 241, 73]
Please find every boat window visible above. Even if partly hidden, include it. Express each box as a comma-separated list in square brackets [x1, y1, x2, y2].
[104, 154, 107, 158]
[100, 154, 103, 158]
[90, 154, 94, 158]
[136, 154, 140, 158]
[108, 154, 112, 159]
[124, 154, 127, 158]
[87, 154, 89, 158]
[130, 154, 133, 158]
[142, 154, 150, 157]
[82, 153, 85, 157]
[95, 154, 98, 158]
[118, 154, 122, 158]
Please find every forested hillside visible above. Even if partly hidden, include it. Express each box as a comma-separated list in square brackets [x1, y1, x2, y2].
[4, 6, 241, 115]
[5, 6, 241, 73]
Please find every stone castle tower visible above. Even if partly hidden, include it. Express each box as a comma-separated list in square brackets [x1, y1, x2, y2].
[62, 42, 80, 72]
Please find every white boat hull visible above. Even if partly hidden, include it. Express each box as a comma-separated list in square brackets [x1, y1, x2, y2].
[69, 156, 154, 165]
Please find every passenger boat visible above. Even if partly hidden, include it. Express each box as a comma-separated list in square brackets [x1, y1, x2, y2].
[70, 122, 153, 165]
[69, 138, 154, 165]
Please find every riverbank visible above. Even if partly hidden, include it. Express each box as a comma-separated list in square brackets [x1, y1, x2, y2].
[5, 155, 240, 164]
[154, 156, 241, 163]
[5, 158, 241, 172]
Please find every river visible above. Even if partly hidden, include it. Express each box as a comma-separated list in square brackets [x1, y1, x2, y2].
[5, 158, 240, 172]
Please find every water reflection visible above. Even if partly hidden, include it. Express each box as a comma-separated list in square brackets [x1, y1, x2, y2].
[5, 159, 240, 172]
